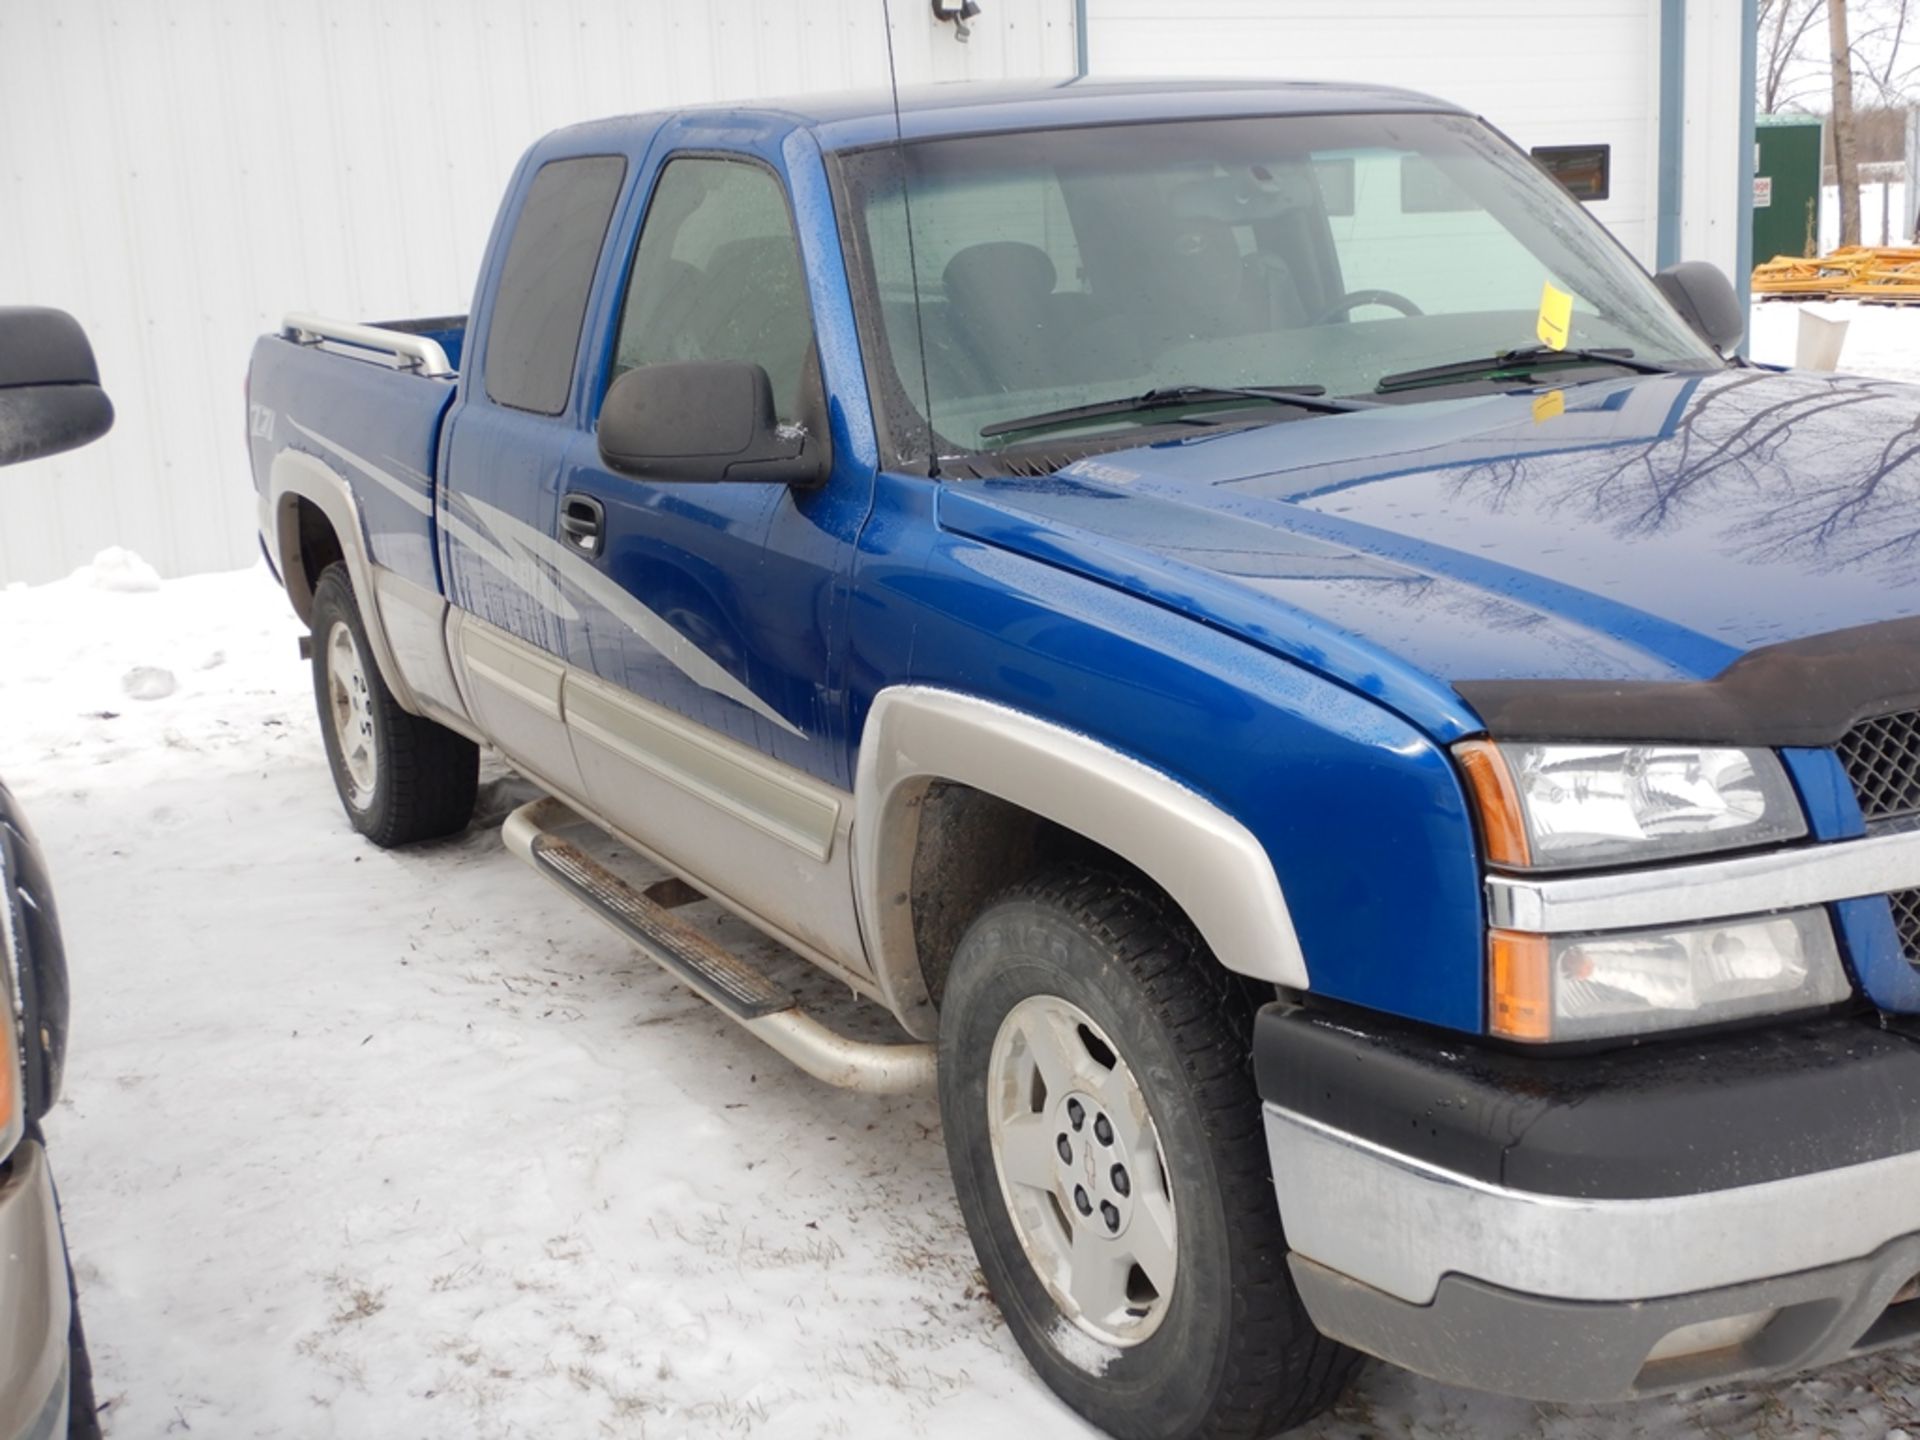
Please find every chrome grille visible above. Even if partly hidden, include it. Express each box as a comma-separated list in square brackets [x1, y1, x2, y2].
[1837, 710, 1920, 827]
[1893, 889, 1920, 968]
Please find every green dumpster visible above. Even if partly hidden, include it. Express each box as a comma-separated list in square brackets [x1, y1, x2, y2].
[1754, 114, 1824, 260]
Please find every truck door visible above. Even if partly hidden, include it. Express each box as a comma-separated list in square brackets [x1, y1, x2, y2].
[548, 145, 874, 972]
[440, 152, 629, 797]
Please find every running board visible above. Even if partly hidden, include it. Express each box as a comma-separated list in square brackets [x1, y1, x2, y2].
[502, 798, 935, 1093]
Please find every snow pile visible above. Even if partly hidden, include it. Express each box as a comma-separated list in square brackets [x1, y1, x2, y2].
[118, 666, 175, 701]
[70, 546, 162, 593]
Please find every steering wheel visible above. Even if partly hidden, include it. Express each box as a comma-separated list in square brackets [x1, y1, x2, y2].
[1314, 288, 1425, 323]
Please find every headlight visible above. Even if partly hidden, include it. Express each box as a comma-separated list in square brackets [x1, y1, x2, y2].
[1458, 740, 1807, 871]
[1490, 909, 1849, 1042]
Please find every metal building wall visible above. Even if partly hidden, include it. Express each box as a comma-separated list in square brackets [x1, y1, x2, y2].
[1678, 0, 1753, 291]
[1085, 0, 1668, 265]
[0, 0, 1077, 586]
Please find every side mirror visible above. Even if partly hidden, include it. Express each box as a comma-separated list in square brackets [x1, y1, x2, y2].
[0, 307, 115, 467]
[1653, 262, 1744, 354]
[597, 361, 824, 486]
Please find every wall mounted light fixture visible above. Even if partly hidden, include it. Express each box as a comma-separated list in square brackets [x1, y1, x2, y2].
[931, 0, 982, 42]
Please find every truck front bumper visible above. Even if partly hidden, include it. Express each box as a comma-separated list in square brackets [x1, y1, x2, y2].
[1258, 1008, 1920, 1402]
[0, 1143, 70, 1440]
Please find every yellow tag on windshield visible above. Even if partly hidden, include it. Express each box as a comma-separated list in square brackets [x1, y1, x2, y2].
[1531, 389, 1565, 423]
[1536, 281, 1573, 350]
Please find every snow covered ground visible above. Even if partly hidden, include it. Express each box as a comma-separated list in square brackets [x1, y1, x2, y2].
[1815, 182, 1911, 254]
[1750, 293, 1920, 382]
[7, 312, 1920, 1435]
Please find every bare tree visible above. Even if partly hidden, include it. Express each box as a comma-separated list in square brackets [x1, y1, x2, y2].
[1832, 0, 1865, 244]
[1851, 0, 1919, 100]
[1760, 0, 1830, 110]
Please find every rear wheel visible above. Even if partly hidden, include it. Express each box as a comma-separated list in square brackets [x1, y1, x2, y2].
[309, 563, 478, 847]
[938, 869, 1360, 1439]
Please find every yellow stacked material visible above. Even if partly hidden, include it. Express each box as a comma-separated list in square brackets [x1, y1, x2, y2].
[1754, 247, 1920, 301]
[1752, 257, 1846, 294]
[1851, 250, 1920, 301]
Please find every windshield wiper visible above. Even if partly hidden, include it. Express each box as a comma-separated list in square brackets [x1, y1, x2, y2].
[1375, 346, 1676, 395]
[977, 383, 1374, 440]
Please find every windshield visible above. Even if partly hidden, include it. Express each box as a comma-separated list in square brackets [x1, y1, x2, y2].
[833, 111, 1722, 463]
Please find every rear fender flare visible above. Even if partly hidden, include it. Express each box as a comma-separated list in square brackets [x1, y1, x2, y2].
[852, 686, 1309, 1037]
[267, 449, 421, 714]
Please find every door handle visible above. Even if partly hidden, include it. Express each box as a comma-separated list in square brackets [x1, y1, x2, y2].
[560, 493, 605, 557]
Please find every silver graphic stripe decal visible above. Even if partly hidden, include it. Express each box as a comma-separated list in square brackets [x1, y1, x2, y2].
[289, 421, 804, 739]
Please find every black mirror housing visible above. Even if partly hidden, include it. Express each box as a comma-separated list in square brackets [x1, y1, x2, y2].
[1653, 262, 1745, 354]
[0, 307, 114, 467]
[597, 361, 824, 486]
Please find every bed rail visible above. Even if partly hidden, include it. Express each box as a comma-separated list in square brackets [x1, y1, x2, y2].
[281, 312, 456, 379]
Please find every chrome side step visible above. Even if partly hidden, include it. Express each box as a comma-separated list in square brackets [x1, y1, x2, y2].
[503, 798, 936, 1093]
[532, 833, 796, 1020]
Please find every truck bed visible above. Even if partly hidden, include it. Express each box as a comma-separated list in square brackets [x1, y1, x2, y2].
[364, 314, 467, 374]
[245, 316, 462, 594]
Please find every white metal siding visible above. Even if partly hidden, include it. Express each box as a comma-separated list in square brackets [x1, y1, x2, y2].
[0, 0, 1076, 586]
[1679, 0, 1748, 286]
[1086, 0, 1664, 266]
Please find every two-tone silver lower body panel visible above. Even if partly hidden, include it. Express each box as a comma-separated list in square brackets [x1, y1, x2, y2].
[0, 1143, 69, 1440]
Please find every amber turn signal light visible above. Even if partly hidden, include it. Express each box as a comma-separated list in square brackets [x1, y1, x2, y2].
[1455, 739, 1531, 869]
[1489, 929, 1552, 1042]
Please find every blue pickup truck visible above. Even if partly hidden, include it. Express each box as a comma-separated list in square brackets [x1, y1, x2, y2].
[246, 78, 1920, 1438]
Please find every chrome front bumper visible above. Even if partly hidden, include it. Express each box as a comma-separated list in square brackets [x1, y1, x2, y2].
[0, 1143, 69, 1440]
[1270, 1103, 1920, 1305]
[1257, 1004, 1920, 1401]
[1267, 1102, 1920, 1401]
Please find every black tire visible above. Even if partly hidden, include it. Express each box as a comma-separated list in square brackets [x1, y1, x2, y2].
[65, 1248, 98, 1440]
[45, 1161, 99, 1440]
[938, 869, 1361, 1440]
[308, 563, 478, 847]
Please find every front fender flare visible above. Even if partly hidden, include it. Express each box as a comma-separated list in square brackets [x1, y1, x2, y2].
[852, 686, 1309, 1037]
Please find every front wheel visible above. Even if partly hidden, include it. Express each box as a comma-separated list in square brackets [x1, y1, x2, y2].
[938, 870, 1359, 1439]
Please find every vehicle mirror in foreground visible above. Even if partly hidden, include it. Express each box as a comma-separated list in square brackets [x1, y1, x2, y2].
[0, 307, 115, 467]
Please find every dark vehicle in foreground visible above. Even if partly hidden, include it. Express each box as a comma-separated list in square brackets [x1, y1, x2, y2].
[246, 80, 1920, 1438]
[0, 307, 109, 1439]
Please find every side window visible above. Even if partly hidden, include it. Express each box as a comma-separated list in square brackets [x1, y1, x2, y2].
[485, 154, 627, 415]
[611, 157, 814, 422]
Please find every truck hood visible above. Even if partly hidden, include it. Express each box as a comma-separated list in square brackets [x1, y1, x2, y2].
[936, 369, 1920, 740]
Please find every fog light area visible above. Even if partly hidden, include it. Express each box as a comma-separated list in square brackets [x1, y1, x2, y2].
[1644, 1309, 1779, 1365]
[1551, 909, 1847, 1041]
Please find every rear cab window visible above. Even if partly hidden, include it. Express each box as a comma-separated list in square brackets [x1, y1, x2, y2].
[484, 154, 628, 415]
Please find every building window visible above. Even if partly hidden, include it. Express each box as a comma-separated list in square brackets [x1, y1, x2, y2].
[1531, 145, 1611, 202]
